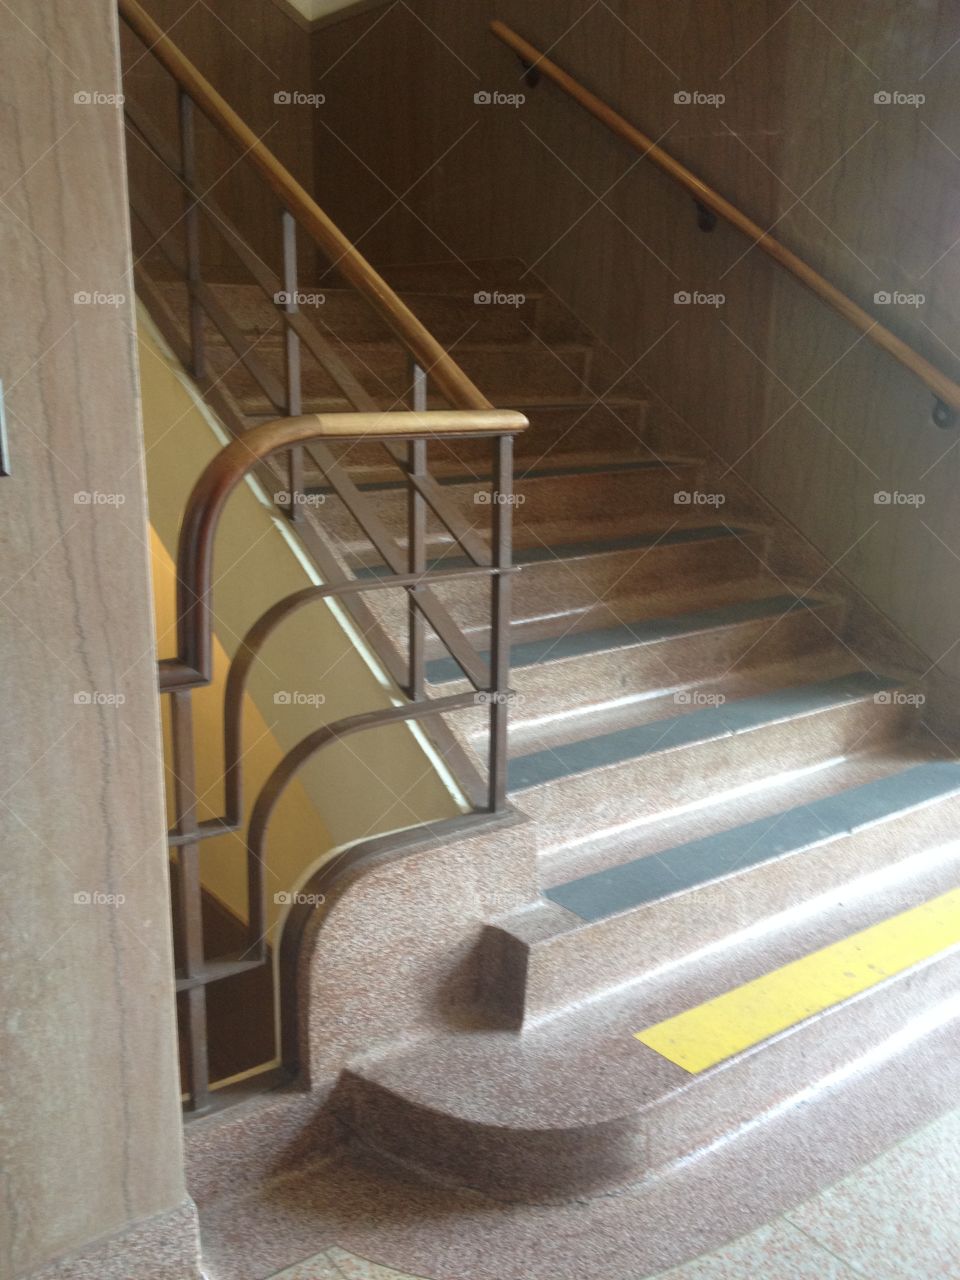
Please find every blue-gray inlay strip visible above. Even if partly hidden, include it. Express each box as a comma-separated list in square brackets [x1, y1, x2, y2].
[426, 594, 820, 685]
[545, 761, 960, 922]
[508, 672, 897, 793]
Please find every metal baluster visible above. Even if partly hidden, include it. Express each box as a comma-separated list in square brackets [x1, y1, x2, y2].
[169, 689, 210, 1112]
[407, 361, 428, 700]
[178, 91, 205, 381]
[488, 434, 514, 811]
[282, 210, 304, 520]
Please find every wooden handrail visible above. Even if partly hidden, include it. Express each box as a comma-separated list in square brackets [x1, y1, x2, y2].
[491, 20, 960, 421]
[166, 410, 526, 686]
[119, 0, 492, 413]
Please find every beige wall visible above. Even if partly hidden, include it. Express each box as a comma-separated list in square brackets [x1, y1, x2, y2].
[0, 3, 195, 1277]
[309, 0, 960, 700]
[752, 2, 960, 697]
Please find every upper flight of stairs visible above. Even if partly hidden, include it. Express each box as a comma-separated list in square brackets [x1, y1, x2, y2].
[144, 252, 960, 1206]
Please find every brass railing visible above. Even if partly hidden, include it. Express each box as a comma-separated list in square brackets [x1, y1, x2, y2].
[118, 0, 529, 1112]
[491, 20, 960, 428]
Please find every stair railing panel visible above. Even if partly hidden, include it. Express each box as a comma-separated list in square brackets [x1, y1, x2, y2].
[160, 411, 525, 1112]
[117, 0, 531, 1112]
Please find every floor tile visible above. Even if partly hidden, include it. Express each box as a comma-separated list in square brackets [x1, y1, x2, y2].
[650, 1220, 863, 1279]
[327, 1245, 431, 1280]
[786, 1109, 960, 1279]
[268, 1254, 343, 1280]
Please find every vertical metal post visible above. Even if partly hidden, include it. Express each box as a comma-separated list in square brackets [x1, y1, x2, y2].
[488, 434, 514, 812]
[282, 210, 305, 521]
[169, 689, 210, 1112]
[407, 361, 428, 700]
[178, 90, 205, 382]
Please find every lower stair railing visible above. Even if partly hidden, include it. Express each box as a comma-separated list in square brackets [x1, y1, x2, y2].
[163, 410, 526, 1112]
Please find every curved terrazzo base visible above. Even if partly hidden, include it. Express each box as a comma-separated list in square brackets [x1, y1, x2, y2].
[198, 998, 960, 1280]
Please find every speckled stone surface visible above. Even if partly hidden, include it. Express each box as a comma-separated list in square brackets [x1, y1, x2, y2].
[197, 1051, 960, 1280]
[23, 1199, 201, 1280]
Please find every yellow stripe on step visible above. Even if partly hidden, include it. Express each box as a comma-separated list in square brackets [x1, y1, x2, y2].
[634, 886, 960, 1073]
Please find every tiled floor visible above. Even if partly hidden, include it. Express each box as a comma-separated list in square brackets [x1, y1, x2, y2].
[258, 1107, 960, 1280]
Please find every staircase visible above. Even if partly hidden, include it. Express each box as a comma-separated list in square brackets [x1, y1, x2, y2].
[146, 253, 960, 1205]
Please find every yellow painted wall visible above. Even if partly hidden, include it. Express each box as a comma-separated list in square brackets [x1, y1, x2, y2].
[138, 303, 464, 935]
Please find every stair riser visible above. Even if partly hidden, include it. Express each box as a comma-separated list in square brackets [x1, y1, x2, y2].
[316, 466, 704, 555]
[367, 535, 772, 643]
[339, 937, 960, 1200]
[439, 603, 848, 732]
[503, 786, 960, 1021]
[511, 697, 911, 849]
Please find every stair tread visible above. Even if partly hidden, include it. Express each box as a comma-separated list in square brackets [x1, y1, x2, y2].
[545, 759, 960, 923]
[539, 749, 913, 886]
[355, 521, 758, 581]
[306, 455, 700, 494]
[317, 446, 670, 486]
[426, 591, 834, 686]
[352, 824, 960, 1127]
[508, 670, 900, 792]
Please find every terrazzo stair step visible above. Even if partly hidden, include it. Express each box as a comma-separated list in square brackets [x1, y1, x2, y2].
[502, 670, 913, 849]
[442, 644, 887, 794]
[361, 524, 774, 646]
[314, 400, 657, 484]
[336, 814, 960, 1198]
[426, 591, 847, 727]
[312, 459, 706, 560]
[312, 444, 662, 488]
[213, 342, 596, 411]
[480, 752, 960, 1021]
[156, 279, 583, 344]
